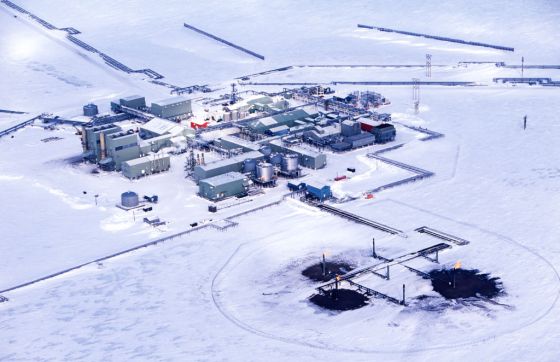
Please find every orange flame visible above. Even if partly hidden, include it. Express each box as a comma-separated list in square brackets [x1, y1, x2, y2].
[454, 260, 462, 270]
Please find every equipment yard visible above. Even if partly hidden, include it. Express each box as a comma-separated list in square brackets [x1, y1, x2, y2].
[1, 0, 560, 361]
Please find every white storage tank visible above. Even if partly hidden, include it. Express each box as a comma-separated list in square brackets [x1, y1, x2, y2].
[281, 153, 299, 173]
[121, 191, 139, 208]
[256, 162, 274, 182]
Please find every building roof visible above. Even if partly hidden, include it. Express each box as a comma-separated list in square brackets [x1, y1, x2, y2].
[123, 154, 170, 167]
[200, 172, 247, 187]
[220, 135, 261, 151]
[268, 125, 290, 133]
[357, 117, 376, 126]
[342, 119, 357, 126]
[247, 96, 273, 105]
[107, 130, 136, 140]
[197, 151, 263, 172]
[141, 117, 184, 136]
[375, 123, 395, 129]
[269, 139, 322, 158]
[257, 118, 278, 127]
[271, 109, 309, 124]
[120, 95, 144, 102]
[152, 96, 190, 107]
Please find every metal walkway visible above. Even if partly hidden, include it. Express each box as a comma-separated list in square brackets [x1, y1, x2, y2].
[241, 81, 479, 87]
[0, 109, 26, 114]
[316, 243, 451, 305]
[0, 116, 40, 139]
[314, 203, 404, 236]
[357, 24, 514, 52]
[184, 22, 265, 60]
[415, 226, 470, 246]
[365, 152, 435, 194]
[1, 0, 163, 80]
[394, 123, 444, 141]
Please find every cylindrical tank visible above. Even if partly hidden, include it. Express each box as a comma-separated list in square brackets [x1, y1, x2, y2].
[243, 158, 257, 174]
[281, 153, 299, 173]
[121, 191, 139, 208]
[256, 162, 274, 182]
[268, 152, 282, 166]
[259, 146, 272, 157]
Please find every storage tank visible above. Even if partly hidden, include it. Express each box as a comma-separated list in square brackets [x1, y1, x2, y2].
[269, 152, 282, 166]
[259, 146, 272, 157]
[83, 103, 99, 117]
[121, 191, 139, 208]
[256, 162, 274, 182]
[281, 153, 299, 173]
[243, 158, 257, 174]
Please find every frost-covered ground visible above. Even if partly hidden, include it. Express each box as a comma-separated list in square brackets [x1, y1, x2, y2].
[1, 0, 560, 361]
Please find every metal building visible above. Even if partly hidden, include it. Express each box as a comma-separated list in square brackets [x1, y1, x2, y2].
[102, 130, 141, 171]
[344, 132, 376, 148]
[217, 135, 261, 152]
[268, 140, 327, 169]
[82, 124, 121, 162]
[193, 151, 264, 182]
[151, 97, 192, 119]
[247, 109, 310, 134]
[122, 155, 171, 179]
[83, 103, 99, 117]
[371, 123, 396, 143]
[198, 172, 249, 201]
[119, 95, 146, 110]
[341, 120, 361, 137]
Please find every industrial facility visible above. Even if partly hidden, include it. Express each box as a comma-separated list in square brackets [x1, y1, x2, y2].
[74, 85, 397, 201]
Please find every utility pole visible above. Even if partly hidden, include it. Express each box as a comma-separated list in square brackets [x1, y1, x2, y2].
[521, 56, 525, 78]
[524, 115, 527, 130]
[425, 54, 432, 78]
[372, 237, 377, 258]
[412, 78, 420, 114]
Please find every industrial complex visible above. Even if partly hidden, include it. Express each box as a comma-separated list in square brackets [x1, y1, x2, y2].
[2, 0, 558, 359]
[65, 86, 398, 201]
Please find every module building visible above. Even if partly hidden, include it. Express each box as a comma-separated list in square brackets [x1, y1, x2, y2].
[268, 140, 327, 169]
[100, 130, 142, 171]
[151, 97, 192, 119]
[122, 155, 171, 179]
[371, 123, 396, 143]
[193, 151, 265, 182]
[198, 172, 249, 201]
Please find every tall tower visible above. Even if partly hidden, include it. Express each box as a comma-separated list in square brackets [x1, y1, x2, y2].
[230, 83, 238, 105]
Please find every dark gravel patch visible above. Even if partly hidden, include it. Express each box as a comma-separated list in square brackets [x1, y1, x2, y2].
[429, 268, 503, 299]
[302, 261, 353, 282]
[310, 289, 369, 311]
